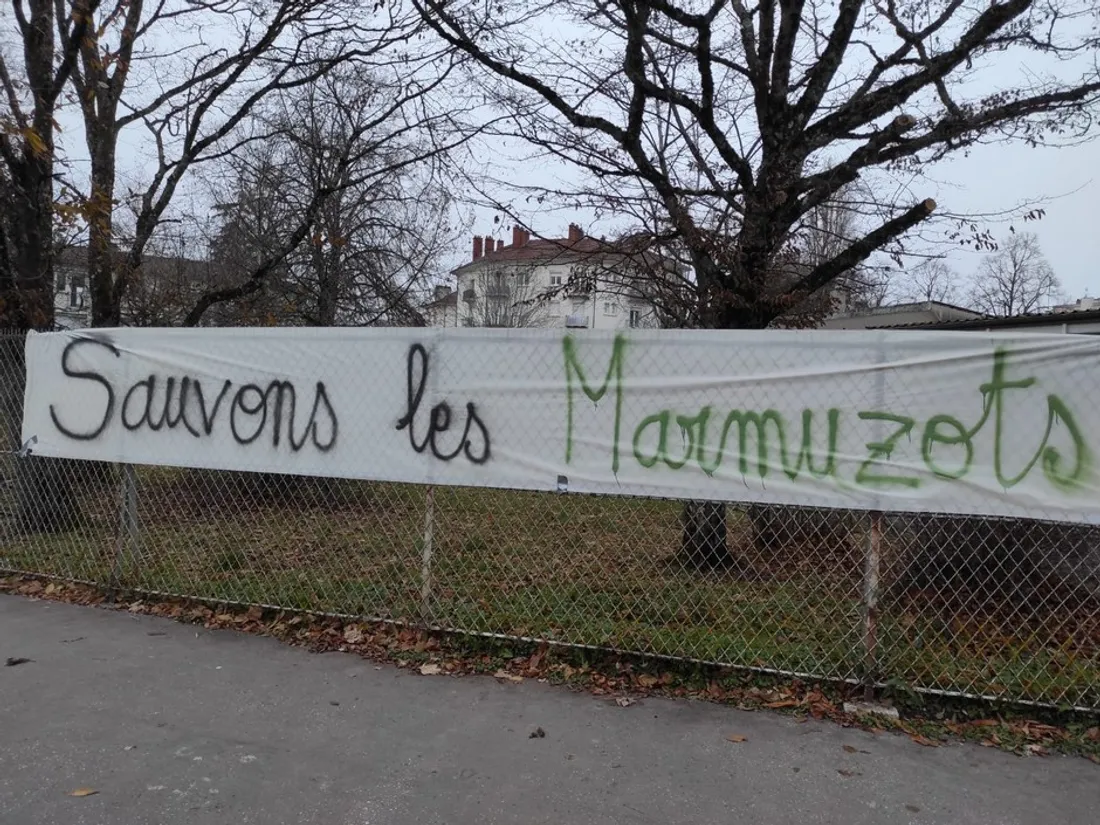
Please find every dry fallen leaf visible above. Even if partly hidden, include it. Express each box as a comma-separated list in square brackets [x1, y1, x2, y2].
[637, 674, 659, 688]
[1025, 743, 1049, 757]
[615, 696, 636, 707]
[493, 669, 524, 684]
[419, 663, 442, 676]
[909, 734, 940, 748]
[69, 788, 98, 797]
[765, 699, 800, 709]
[725, 734, 748, 743]
[343, 627, 364, 645]
[1085, 727, 1100, 742]
[837, 769, 862, 778]
[842, 745, 858, 753]
[5, 657, 31, 667]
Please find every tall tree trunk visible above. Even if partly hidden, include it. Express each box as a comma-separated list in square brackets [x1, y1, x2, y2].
[88, 137, 119, 326]
[2, 0, 83, 534]
[677, 272, 773, 569]
[681, 500, 730, 568]
[2, 333, 79, 535]
[316, 246, 339, 327]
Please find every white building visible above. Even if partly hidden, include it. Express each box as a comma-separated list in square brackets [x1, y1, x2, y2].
[47, 246, 216, 329]
[53, 249, 92, 329]
[425, 224, 669, 330]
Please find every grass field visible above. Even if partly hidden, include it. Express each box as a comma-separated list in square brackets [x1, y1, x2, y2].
[2, 463, 1098, 708]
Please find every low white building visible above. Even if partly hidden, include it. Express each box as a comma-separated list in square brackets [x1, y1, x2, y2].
[1051, 296, 1100, 314]
[822, 300, 984, 330]
[53, 249, 92, 329]
[425, 224, 668, 330]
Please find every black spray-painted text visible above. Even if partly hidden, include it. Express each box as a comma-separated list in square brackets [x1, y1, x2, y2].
[50, 337, 337, 453]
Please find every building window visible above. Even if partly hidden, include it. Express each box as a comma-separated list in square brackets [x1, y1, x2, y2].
[549, 274, 563, 286]
[603, 301, 618, 316]
[629, 309, 642, 328]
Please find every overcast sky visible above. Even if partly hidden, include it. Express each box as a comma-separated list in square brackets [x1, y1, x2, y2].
[927, 137, 1100, 301]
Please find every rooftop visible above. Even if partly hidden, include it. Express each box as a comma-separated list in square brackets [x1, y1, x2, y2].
[451, 224, 653, 276]
[831, 300, 982, 319]
[872, 306, 1100, 331]
[424, 290, 458, 309]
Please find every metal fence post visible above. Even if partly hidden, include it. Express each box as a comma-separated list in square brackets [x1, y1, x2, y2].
[859, 336, 888, 701]
[107, 464, 138, 602]
[862, 510, 882, 701]
[420, 485, 436, 621]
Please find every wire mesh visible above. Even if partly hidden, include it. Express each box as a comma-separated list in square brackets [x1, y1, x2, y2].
[2, 329, 1098, 708]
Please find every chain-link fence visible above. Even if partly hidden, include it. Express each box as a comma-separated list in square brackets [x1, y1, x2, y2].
[3, 329, 1099, 709]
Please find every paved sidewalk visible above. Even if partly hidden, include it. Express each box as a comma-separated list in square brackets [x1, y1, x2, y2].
[1, 596, 1096, 825]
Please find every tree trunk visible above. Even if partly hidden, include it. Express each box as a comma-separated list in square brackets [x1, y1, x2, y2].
[316, 246, 339, 327]
[1, 333, 79, 535]
[88, 131, 120, 327]
[680, 500, 730, 568]
[0, 1, 86, 534]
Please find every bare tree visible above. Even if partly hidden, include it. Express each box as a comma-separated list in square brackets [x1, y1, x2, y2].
[0, 0, 99, 327]
[416, 0, 1100, 565]
[461, 266, 550, 328]
[62, 0, 464, 328]
[0, 1, 101, 534]
[418, 0, 1098, 329]
[896, 259, 963, 305]
[969, 232, 1061, 316]
[201, 68, 459, 328]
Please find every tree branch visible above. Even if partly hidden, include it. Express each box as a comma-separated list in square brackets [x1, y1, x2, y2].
[784, 198, 937, 301]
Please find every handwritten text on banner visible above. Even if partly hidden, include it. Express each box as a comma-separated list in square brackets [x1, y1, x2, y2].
[21, 327, 1100, 523]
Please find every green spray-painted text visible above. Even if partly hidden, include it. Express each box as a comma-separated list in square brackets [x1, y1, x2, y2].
[562, 335, 1090, 492]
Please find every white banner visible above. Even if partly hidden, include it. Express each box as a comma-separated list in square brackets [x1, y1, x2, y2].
[20, 327, 1100, 523]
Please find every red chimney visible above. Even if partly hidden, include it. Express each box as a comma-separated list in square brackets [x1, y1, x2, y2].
[568, 223, 584, 242]
[512, 225, 530, 248]
[483, 235, 494, 257]
[496, 239, 504, 252]
[473, 236, 483, 261]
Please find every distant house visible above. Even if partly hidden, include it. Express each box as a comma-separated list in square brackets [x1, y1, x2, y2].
[822, 300, 984, 330]
[423, 285, 458, 328]
[53, 248, 92, 329]
[1050, 296, 1100, 315]
[51, 246, 215, 328]
[427, 224, 674, 330]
